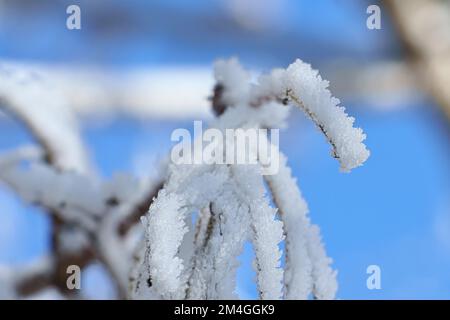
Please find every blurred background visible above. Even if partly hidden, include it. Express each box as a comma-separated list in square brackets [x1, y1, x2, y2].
[0, 0, 449, 299]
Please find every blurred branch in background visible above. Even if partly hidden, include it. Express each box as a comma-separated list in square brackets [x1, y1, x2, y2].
[3, 0, 440, 118]
[0, 61, 211, 120]
[384, 0, 450, 121]
[0, 59, 427, 121]
[0, 63, 164, 299]
[0, 62, 89, 172]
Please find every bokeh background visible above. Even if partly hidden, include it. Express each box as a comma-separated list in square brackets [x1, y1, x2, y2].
[1, 0, 449, 299]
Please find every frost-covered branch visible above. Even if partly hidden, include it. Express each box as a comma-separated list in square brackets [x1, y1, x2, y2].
[0, 61, 90, 173]
[134, 58, 369, 300]
[0, 60, 212, 120]
[264, 150, 337, 299]
[214, 58, 370, 172]
[0, 146, 163, 298]
[260, 60, 369, 172]
[0, 60, 166, 299]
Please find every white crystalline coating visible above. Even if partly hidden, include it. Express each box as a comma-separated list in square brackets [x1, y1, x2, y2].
[136, 57, 367, 300]
[264, 151, 313, 299]
[263, 150, 337, 300]
[307, 225, 338, 300]
[214, 57, 251, 105]
[203, 190, 252, 299]
[232, 165, 284, 300]
[250, 201, 284, 300]
[144, 160, 283, 300]
[181, 169, 245, 300]
[256, 59, 370, 172]
[144, 190, 188, 299]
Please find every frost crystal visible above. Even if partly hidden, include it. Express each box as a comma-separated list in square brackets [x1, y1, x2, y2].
[254, 59, 370, 172]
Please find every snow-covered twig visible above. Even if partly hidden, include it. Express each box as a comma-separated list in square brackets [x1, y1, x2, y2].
[0, 146, 163, 298]
[135, 58, 369, 300]
[264, 150, 337, 299]
[259, 61, 369, 172]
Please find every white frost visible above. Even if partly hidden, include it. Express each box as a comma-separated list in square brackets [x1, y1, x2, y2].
[264, 150, 337, 299]
[135, 57, 367, 301]
[254, 59, 370, 172]
[143, 190, 188, 299]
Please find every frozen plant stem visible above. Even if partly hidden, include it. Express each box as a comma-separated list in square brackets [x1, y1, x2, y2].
[136, 58, 369, 300]
[252, 59, 370, 172]
[286, 90, 339, 159]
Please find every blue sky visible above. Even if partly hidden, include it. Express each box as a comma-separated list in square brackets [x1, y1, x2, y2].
[1, 0, 449, 299]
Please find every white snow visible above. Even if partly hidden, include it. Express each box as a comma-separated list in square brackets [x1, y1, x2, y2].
[138, 57, 364, 300]
[144, 190, 188, 299]
[264, 150, 337, 299]
[254, 59, 370, 172]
